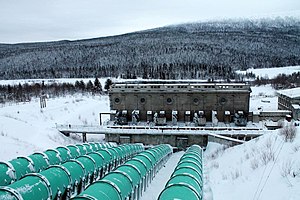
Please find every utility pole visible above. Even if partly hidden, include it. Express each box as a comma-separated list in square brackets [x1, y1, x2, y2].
[40, 94, 47, 111]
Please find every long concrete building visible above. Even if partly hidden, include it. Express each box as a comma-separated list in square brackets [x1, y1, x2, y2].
[277, 87, 300, 120]
[109, 81, 251, 123]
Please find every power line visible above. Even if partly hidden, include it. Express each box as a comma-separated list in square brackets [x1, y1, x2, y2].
[252, 135, 280, 200]
[256, 140, 285, 200]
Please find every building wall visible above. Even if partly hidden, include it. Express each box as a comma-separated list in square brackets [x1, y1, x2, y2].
[105, 133, 208, 149]
[292, 107, 300, 120]
[110, 91, 250, 122]
[277, 92, 300, 119]
[278, 95, 292, 110]
[105, 132, 259, 148]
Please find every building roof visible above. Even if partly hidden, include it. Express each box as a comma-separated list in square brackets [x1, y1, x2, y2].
[292, 104, 300, 109]
[277, 87, 300, 98]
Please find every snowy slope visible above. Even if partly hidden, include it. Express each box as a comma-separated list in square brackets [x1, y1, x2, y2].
[0, 94, 109, 161]
[205, 126, 300, 200]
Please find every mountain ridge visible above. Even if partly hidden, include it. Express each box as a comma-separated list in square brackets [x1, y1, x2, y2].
[0, 17, 299, 80]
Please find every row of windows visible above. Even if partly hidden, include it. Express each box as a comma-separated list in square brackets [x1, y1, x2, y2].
[233, 86, 244, 88]
[112, 85, 246, 90]
[114, 97, 228, 105]
[151, 86, 161, 88]
[278, 97, 291, 108]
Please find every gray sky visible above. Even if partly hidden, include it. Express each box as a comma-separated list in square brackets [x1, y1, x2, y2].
[0, 0, 299, 43]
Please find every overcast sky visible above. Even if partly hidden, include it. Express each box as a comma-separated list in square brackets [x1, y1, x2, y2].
[0, 0, 299, 44]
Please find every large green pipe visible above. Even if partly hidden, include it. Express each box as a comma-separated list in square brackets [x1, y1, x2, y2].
[82, 144, 93, 153]
[0, 161, 16, 186]
[166, 174, 202, 195]
[172, 167, 202, 183]
[61, 160, 85, 195]
[28, 152, 49, 172]
[0, 142, 110, 187]
[88, 143, 98, 152]
[40, 165, 71, 199]
[0, 173, 52, 200]
[96, 149, 112, 171]
[44, 149, 62, 165]
[9, 157, 35, 181]
[0, 165, 71, 200]
[158, 183, 201, 200]
[75, 144, 87, 155]
[56, 146, 72, 163]
[72, 144, 172, 200]
[102, 171, 133, 199]
[66, 145, 81, 159]
[87, 152, 104, 179]
[0, 144, 143, 200]
[158, 144, 203, 200]
[71, 180, 122, 200]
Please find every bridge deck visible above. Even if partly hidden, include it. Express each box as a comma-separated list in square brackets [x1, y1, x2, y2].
[56, 123, 268, 136]
[56, 123, 274, 145]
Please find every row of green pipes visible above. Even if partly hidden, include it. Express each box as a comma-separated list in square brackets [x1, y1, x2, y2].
[0, 143, 144, 199]
[72, 144, 173, 200]
[158, 145, 203, 200]
[0, 142, 114, 186]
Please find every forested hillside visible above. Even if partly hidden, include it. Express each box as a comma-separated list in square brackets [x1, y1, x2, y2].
[0, 18, 299, 80]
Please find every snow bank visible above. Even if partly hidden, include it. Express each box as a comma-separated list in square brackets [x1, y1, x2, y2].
[205, 126, 300, 200]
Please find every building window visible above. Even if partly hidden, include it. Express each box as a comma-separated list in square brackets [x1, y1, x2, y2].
[220, 97, 227, 105]
[114, 98, 120, 104]
[193, 98, 199, 104]
[166, 97, 173, 104]
[140, 97, 146, 104]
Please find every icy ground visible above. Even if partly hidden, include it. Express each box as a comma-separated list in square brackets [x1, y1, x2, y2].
[0, 84, 299, 199]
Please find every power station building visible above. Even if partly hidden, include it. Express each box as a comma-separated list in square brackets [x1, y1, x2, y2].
[277, 87, 300, 120]
[108, 81, 251, 123]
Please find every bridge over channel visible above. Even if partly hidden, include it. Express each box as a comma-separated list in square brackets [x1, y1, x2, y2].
[56, 124, 273, 148]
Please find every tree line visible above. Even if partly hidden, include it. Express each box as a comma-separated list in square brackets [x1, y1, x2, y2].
[254, 72, 300, 89]
[0, 78, 113, 104]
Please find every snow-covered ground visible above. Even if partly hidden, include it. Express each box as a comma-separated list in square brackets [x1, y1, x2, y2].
[250, 84, 278, 112]
[0, 82, 299, 199]
[236, 65, 300, 79]
[0, 94, 109, 161]
[205, 127, 300, 200]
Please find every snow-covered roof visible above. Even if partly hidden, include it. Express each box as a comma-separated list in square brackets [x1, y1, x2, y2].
[292, 104, 300, 109]
[277, 87, 300, 98]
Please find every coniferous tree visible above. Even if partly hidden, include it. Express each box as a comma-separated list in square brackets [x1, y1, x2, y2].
[94, 78, 102, 92]
[104, 79, 113, 91]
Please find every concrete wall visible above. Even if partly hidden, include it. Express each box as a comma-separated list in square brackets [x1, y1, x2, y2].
[248, 110, 292, 122]
[110, 90, 250, 122]
[208, 134, 244, 146]
[105, 132, 261, 149]
[106, 133, 208, 149]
